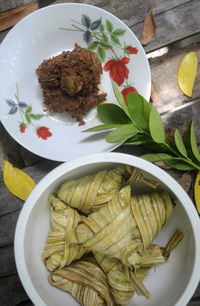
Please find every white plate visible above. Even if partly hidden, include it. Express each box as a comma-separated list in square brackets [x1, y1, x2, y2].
[0, 3, 151, 161]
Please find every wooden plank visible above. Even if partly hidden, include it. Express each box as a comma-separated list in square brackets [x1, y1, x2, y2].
[0, 245, 17, 278]
[0, 274, 32, 306]
[149, 42, 200, 114]
[131, 0, 200, 52]
[0, 0, 35, 12]
[0, 1, 38, 31]
[53, 0, 189, 26]
[0, 210, 20, 247]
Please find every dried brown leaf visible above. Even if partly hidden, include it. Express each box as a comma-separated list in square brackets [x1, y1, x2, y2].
[177, 173, 192, 193]
[150, 81, 158, 103]
[154, 161, 172, 170]
[141, 9, 156, 45]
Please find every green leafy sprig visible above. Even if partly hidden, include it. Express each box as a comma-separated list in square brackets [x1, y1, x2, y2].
[84, 80, 200, 171]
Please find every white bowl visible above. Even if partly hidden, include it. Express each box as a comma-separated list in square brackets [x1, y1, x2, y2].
[14, 152, 200, 306]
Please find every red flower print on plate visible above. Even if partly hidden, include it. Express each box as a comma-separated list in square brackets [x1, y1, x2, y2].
[126, 46, 138, 55]
[121, 86, 138, 105]
[36, 126, 52, 140]
[104, 57, 130, 86]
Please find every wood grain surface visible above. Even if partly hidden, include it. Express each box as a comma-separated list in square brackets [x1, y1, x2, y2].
[0, 0, 199, 305]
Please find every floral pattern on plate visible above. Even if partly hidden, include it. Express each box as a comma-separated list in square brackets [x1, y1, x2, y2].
[6, 85, 52, 140]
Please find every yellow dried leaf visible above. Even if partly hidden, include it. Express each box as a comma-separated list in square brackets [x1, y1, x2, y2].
[194, 171, 200, 213]
[177, 51, 197, 97]
[3, 160, 36, 201]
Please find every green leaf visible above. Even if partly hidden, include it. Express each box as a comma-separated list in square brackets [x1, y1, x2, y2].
[106, 124, 139, 143]
[102, 33, 108, 42]
[190, 121, 200, 162]
[105, 20, 114, 33]
[97, 103, 131, 124]
[87, 41, 98, 50]
[84, 123, 119, 132]
[99, 41, 112, 50]
[141, 153, 195, 171]
[126, 92, 152, 131]
[111, 79, 130, 117]
[111, 34, 121, 45]
[125, 133, 152, 145]
[112, 28, 126, 36]
[25, 112, 31, 124]
[141, 153, 175, 162]
[97, 46, 106, 62]
[149, 108, 165, 143]
[29, 113, 44, 120]
[174, 129, 187, 157]
[25, 105, 32, 114]
[99, 24, 104, 33]
[164, 159, 195, 171]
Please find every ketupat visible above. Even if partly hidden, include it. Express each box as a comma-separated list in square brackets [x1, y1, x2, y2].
[66, 186, 173, 266]
[43, 166, 183, 306]
[57, 165, 158, 214]
[94, 231, 183, 305]
[48, 257, 111, 306]
[42, 195, 86, 271]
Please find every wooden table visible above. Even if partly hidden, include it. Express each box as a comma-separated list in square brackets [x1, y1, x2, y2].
[0, 0, 200, 305]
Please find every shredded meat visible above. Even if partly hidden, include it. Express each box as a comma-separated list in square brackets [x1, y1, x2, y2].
[36, 44, 106, 125]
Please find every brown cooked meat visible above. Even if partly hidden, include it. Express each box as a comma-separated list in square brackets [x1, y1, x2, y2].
[36, 44, 106, 125]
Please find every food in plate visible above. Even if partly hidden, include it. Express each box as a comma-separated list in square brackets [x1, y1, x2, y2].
[42, 165, 183, 305]
[36, 44, 106, 125]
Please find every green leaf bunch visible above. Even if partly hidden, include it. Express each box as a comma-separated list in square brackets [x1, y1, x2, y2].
[84, 80, 200, 171]
[87, 19, 126, 62]
[25, 105, 44, 124]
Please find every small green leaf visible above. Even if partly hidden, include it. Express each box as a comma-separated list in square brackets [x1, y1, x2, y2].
[97, 103, 131, 124]
[99, 41, 112, 50]
[99, 24, 104, 33]
[141, 153, 174, 162]
[25, 112, 31, 124]
[102, 33, 108, 42]
[29, 113, 44, 120]
[141, 153, 195, 171]
[190, 121, 200, 162]
[125, 133, 151, 145]
[84, 123, 119, 132]
[105, 20, 114, 33]
[87, 41, 98, 50]
[111, 34, 121, 45]
[106, 124, 139, 143]
[126, 92, 152, 130]
[149, 108, 165, 143]
[164, 159, 195, 171]
[97, 46, 106, 62]
[112, 28, 126, 36]
[25, 105, 32, 114]
[111, 79, 129, 117]
[174, 129, 188, 157]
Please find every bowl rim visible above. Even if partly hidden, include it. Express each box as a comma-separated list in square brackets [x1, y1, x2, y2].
[14, 152, 200, 306]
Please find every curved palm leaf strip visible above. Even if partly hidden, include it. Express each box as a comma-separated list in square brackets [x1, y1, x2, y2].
[94, 251, 135, 305]
[57, 166, 158, 215]
[42, 195, 86, 271]
[131, 192, 173, 250]
[66, 187, 173, 266]
[48, 257, 111, 306]
[94, 244, 167, 304]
